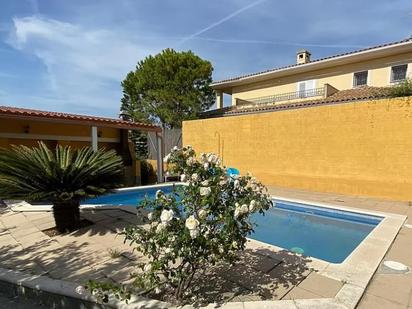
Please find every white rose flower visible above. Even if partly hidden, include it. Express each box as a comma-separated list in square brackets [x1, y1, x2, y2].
[160, 209, 174, 223]
[198, 209, 208, 219]
[180, 174, 187, 182]
[200, 153, 207, 163]
[172, 146, 179, 152]
[240, 204, 249, 214]
[200, 186, 211, 196]
[75, 285, 85, 295]
[218, 246, 224, 254]
[163, 154, 171, 163]
[204, 226, 210, 236]
[207, 154, 216, 163]
[156, 222, 166, 233]
[201, 179, 209, 186]
[249, 200, 256, 212]
[186, 157, 196, 166]
[203, 162, 209, 170]
[147, 212, 153, 220]
[185, 215, 200, 230]
[151, 221, 159, 228]
[144, 264, 152, 272]
[165, 247, 172, 254]
[154, 287, 161, 294]
[234, 179, 240, 188]
[191, 173, 199, 182]
[155, 190, 163, 199]
[234, 207, 241, 218]
[232, 241, 238, 249]
[189, 229, 199, 238]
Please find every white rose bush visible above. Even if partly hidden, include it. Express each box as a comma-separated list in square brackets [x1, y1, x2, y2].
[87, 146, 272, 304]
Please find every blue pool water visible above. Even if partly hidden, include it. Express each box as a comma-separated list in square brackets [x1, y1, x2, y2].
[83, 185, 382, 263]
[250, 201, 381, 263]
[84, 185, 177, 206]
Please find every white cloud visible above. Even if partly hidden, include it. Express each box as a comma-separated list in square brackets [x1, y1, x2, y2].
[7, 16, 159, 116]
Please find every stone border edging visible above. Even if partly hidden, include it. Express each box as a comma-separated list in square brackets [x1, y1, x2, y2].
[0, 267, 169, 309]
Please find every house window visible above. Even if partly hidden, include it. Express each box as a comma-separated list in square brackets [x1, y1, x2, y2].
[297, 80, 316, 98]
[353, 71, 368, 87]
[391, 64, 408, 83]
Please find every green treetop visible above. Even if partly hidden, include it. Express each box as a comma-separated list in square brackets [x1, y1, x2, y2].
[120, 48, 215, 129]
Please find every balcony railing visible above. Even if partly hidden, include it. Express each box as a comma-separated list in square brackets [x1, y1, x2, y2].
[243, 87, 325, 106]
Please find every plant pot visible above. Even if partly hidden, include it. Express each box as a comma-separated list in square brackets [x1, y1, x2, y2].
[52, 200, 81, 233]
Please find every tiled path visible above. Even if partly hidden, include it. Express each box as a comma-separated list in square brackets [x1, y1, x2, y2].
[0, 206, 343, 306]
[268, 186, 412, 309]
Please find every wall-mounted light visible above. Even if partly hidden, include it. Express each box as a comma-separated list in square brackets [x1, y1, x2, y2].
[23, 125, 30, 134]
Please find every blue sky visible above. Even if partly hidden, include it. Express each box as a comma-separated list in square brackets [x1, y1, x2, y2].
[0, 0, 411, 117]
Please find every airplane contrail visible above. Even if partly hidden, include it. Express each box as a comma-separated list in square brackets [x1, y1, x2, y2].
[176, 0, 267, 46]
[193, 37, 367, 49]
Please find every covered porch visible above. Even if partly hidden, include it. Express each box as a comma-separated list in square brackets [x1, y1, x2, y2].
[0, 106, 164, 185]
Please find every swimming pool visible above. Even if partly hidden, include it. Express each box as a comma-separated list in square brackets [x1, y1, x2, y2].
[251, 200, 381, 263]
[83, 184, 382, 263]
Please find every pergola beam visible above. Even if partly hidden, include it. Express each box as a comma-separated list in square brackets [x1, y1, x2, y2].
[156, 132, 164, 183]
[91, 126, 98, 151]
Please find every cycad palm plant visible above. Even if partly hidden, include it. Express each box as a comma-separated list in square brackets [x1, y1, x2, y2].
[0, 142, 124, 233]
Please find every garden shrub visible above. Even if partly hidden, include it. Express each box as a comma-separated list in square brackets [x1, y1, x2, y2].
[87, 146, 272, 304]
[389, 78, 412, 97]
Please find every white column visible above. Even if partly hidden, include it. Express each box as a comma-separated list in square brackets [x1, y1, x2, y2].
[216, 90, 223, 109]
[156, 132, 164, 183]
[91, 126, 98, 151]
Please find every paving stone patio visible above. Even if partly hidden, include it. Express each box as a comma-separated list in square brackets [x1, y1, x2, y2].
[0, 205, 344, 307]
[0, 185, 411, 308]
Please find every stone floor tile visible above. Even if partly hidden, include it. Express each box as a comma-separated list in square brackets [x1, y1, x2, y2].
[29, 216, 55, 226]
[48, 264, 102, 283]
[0, 233, 18, 246]
[34, 221, 56, 231]
[192, 274, 244, 304]
[23, 212, 53, 221]
[0, 214, 29, 229]
[9, 226, 40, 238]
[357, 292, 408, 309]
[365, 273, 412, 305]
[282, 286, 321, 300]
[231, 291, 264, 302]
[296, 272, 343, 298]
[238, 250, 282, 273]
[15, 232, 50, 247]
[105, 264, 137, 283]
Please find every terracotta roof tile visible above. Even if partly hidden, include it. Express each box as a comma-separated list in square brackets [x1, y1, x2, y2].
[211, 37, 412, 86]
[201, 87, 392, 117]
[0, 106, 161, 132]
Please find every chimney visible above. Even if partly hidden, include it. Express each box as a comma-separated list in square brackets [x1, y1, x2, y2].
[296, 49, 311, 64]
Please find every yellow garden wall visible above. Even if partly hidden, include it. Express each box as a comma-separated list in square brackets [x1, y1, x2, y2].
[183, 97, 412, 201]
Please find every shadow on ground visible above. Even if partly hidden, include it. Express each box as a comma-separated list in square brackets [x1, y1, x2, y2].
[0, 209, 150, 285]
[0, 209, 314, 307]
[189, 248, 313, 307]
